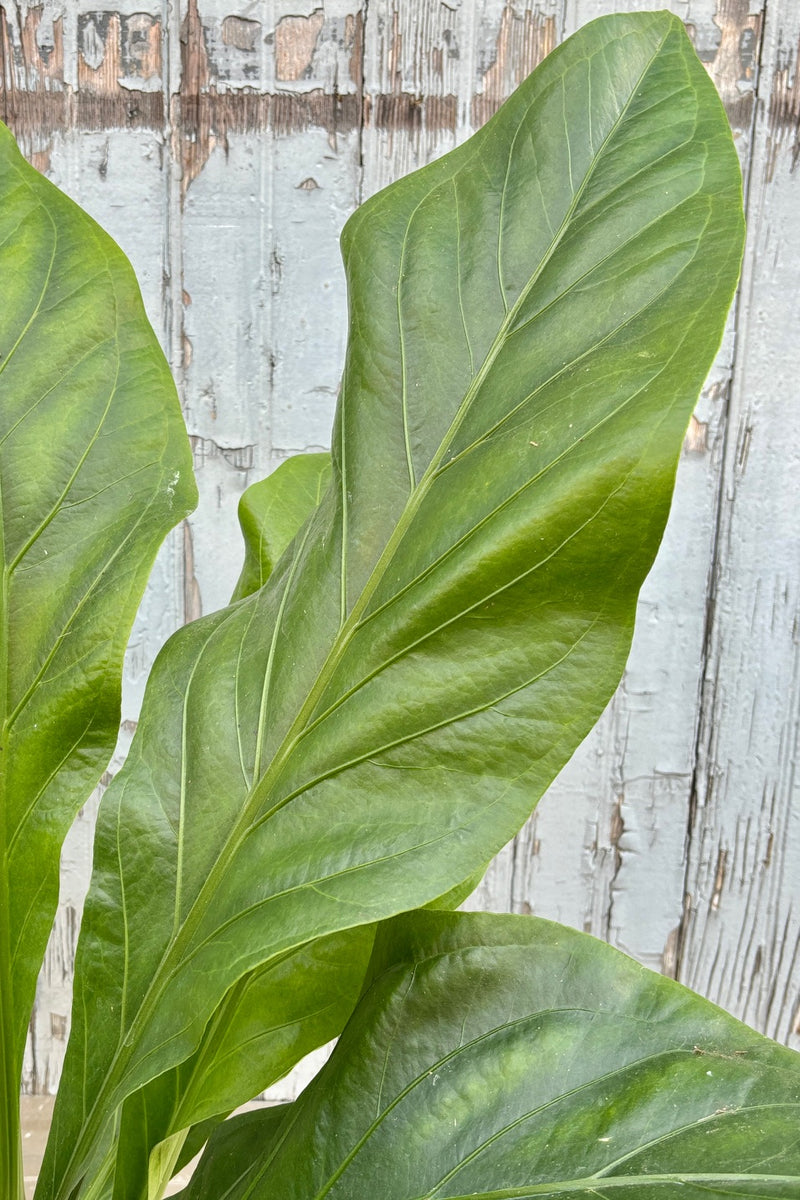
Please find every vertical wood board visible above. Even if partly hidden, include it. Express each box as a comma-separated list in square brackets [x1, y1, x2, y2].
[680, 0, 800, 1050]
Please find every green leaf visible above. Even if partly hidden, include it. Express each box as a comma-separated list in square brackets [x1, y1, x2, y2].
[39, 13, 745, 1198]
[232, 453, 332, 601]
[0, 124, 196, 1194]
[176, 1104, 291, 1198]
[112, 926, 375, 1200]
[109, 875, 480, 1200]
[180, 912, 800, 1199]
[109, 869, 479, 1200]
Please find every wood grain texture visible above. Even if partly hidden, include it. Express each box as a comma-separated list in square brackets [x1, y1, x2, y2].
[0, 0, 796, 1097]
[678, 0, 800, 1050]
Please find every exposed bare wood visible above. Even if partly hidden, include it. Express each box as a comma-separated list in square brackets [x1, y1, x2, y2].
[688, 0, 763, 129]
[472, 4, 556, 126]
[275, 9, 324, 80]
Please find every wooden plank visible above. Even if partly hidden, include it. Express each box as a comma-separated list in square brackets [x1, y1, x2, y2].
[678, 0, 800, 1052]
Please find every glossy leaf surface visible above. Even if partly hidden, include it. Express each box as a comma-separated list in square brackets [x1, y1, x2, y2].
[182, 912, 800, 1199]
[40, 13, 744, 1198]
[0, 124, 196, 1195]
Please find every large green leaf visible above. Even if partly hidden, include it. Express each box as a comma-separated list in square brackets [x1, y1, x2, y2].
[39, 13, 744, 1199]
[110, 879, 482, 1200]
[0, 125, 196, 1195]
[180, 912, 800, 1199]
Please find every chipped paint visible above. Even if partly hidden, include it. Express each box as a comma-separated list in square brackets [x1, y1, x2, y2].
[689, 0, 764, 129]
[78, 11, 161, 92]
[182, 519, 203, 624]
[190, 435, 255, 473]
[685, 414, 710, 454]
[473, 5, 556, 126]
[0, 2, 560, 193]
[275, 9, 324, 80]
[221, 15, 260, 53]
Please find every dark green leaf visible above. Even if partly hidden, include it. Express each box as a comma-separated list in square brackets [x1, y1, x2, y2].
[176, 1104, 291, 1199]
[182, 912, 800, 1199]
[39, 13, 744, 1198]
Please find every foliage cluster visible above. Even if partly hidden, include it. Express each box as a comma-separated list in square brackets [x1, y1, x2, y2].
[1, 12, 798, 1200]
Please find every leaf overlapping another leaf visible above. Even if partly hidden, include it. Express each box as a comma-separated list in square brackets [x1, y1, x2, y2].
[181, 913, 800, 1200]
[37, 13, 745, 1198]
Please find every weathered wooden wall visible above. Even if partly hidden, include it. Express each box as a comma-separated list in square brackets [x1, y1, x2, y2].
[2, 0, 797, 1097]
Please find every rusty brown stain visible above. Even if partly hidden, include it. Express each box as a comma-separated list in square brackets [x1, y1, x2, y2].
[763, 830, 774, 868]
[275, 9, 324, 82]
[346, 9, 366, 163]
[711, 848, 728, 911]
[221, 15, 259, 53]
[176, 0, 215, 194]
[4, 4, 64, 89]
[78, 12, 122, 94]
[662, 925, 680, 978]
[28, 145, 50, 174]
[0, 3, 62, 162]
[78, 12, 161, 93]
[473, 5, 556, 127]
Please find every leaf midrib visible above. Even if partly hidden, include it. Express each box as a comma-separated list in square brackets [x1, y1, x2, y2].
[243, 16, 673, 822]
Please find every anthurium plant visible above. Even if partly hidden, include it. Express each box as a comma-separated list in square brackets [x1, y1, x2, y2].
[1, 11, 797, 1199]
